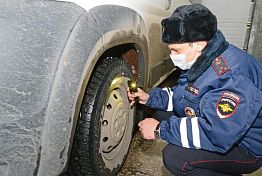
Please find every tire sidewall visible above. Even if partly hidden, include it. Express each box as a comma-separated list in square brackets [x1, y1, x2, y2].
[89, 58, 134, 175]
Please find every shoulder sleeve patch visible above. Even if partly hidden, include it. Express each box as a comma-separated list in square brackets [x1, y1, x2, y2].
[216, 91, 240, 119]
[212, 56, 230, 77]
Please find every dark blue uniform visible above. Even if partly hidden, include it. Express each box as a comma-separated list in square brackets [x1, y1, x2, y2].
[146, 44, 262, 175]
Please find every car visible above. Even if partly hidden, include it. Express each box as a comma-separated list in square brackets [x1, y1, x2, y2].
[0, 0, 190, 175]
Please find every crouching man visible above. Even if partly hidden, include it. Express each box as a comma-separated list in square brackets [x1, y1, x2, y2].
[128, 4, 262, 176]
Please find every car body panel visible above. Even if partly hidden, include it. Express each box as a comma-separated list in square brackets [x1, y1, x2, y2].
[0, 1, 91, 175]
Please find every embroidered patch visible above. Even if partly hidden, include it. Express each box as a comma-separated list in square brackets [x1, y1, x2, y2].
[186, 85, 199, 96]
[216, 92, 240, 119]
[212, 57, 229, 76]
[184, 107, 196, 118]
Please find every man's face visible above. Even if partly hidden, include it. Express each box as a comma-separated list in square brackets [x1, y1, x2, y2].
[168, 43, 197, 62]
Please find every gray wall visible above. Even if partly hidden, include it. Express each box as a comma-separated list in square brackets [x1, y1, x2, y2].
[202, 0, 250, 49]
[248, 0, 262, 61]
[190, 0, 202, 3]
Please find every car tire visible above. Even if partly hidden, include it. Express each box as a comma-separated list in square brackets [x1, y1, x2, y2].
[68, 57, 135, 176]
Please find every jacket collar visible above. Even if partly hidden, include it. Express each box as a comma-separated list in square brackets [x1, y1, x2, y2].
[187, 30, 229, 82]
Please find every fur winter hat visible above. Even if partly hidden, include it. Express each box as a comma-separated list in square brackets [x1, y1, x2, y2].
[161, 4, 217, 43]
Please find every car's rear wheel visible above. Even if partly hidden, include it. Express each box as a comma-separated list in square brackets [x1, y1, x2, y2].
[68, 57, 135, 176]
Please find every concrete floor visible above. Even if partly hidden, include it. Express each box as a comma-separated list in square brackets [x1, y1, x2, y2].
[118, 132, 172, 176]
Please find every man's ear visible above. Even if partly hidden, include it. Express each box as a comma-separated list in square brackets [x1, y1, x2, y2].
[193, 41, 208, 52]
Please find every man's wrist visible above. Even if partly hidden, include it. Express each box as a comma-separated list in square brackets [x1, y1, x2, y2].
[154, 123, 161, 139]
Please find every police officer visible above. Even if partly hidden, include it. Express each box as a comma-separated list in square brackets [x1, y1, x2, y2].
[127, 4, 262, 176]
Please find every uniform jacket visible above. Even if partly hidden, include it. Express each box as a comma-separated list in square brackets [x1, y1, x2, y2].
[146, 31, 262, 158]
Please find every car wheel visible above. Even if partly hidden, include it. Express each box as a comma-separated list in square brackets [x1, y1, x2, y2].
[68, 57, 135, 176]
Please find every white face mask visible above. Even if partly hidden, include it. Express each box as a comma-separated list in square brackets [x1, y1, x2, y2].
[169, 46, 197, 70]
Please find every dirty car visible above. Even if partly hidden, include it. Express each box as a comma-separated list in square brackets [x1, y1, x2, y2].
[0, 0, 190, 175]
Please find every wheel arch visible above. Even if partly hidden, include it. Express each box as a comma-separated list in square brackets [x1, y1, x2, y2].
[90, 4, 149, 88]
[37, 4, 149, 176]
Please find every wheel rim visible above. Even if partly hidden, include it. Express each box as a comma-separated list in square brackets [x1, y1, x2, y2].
[100, 76, 134, 167]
